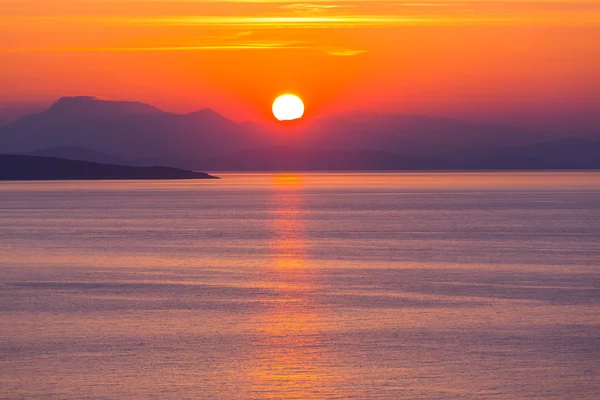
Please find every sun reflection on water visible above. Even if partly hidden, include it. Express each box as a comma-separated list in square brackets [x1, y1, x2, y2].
[247, 174, 337, 398]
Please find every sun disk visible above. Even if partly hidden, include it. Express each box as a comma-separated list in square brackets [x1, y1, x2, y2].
[272, 94, 304, 121]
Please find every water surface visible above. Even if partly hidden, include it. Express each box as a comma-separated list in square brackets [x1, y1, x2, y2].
[1, 172, 599, 399]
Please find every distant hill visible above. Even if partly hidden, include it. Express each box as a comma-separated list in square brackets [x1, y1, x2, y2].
[290, 111, 547, 156]
[0, 154, 218, 181]
[47, 96, 162, 117]
[191, 147, 445, 171]
[447, 138, 600, 169]
[24, 146, 128, 165]
[0, 107, 41, 127]
[0, 96, 251, 160]
[15, 138, 600, 171]
[190, 139, 600, 171]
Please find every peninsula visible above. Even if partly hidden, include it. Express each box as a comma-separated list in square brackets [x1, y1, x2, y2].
[0, 154, 218, 180]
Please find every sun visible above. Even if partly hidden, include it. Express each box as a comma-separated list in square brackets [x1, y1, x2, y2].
[272, 94, 304, 121]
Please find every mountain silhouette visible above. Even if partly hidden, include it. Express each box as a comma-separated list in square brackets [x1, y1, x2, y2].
[304, 111, 544, 156]
[47, 96, 162, 117]
[1, 96, 597, 171]
[191, 146, 445, 171]
[182, 139, 600, 171]
[29, 139, 596, 171]
[447, 137, 600, 169]
[0, 96, 251, 160]
[24, 146, 127, 165]
[0, 107, 39, 127]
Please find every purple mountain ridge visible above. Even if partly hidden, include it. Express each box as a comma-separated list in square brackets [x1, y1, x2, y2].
[0, 96, 251, 159]
[1, 96, 598, 170]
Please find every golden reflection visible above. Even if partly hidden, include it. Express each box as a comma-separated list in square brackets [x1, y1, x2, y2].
[248, 174, 336, 398]
[272, 174, 303, 187]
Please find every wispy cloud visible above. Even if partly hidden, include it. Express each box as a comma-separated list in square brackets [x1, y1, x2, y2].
[280, 3, 353, 14]
[3, 1, 600, 27]
[1, 38, 370, 56]
[0, 40, 306, 53]
[2, 0, 599, 55]
[93, 15, 431, 27]
[328, 49, 368, 56]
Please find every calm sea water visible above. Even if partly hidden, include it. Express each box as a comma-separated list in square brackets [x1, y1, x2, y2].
[1, 172, 599, 399]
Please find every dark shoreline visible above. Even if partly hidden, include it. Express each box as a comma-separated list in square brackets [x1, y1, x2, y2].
[0, 154, 219, 181]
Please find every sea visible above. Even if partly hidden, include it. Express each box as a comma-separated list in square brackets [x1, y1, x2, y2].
[1, 172, 599, 399]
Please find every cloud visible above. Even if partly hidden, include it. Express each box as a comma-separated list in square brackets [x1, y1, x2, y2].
[328, 49, 368, 56]
[122, 15, 428, 27]
[0, 42, 307, 53]
[280, 3, 353, 15]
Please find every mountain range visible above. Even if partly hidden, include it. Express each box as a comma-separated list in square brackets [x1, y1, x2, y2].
[1, 96, 598, 171]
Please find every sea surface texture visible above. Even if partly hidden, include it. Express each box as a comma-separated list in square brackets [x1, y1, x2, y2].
[1, 172, 599, 399]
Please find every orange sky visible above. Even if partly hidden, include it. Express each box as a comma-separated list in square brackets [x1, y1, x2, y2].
[1, 0, 600, 129]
